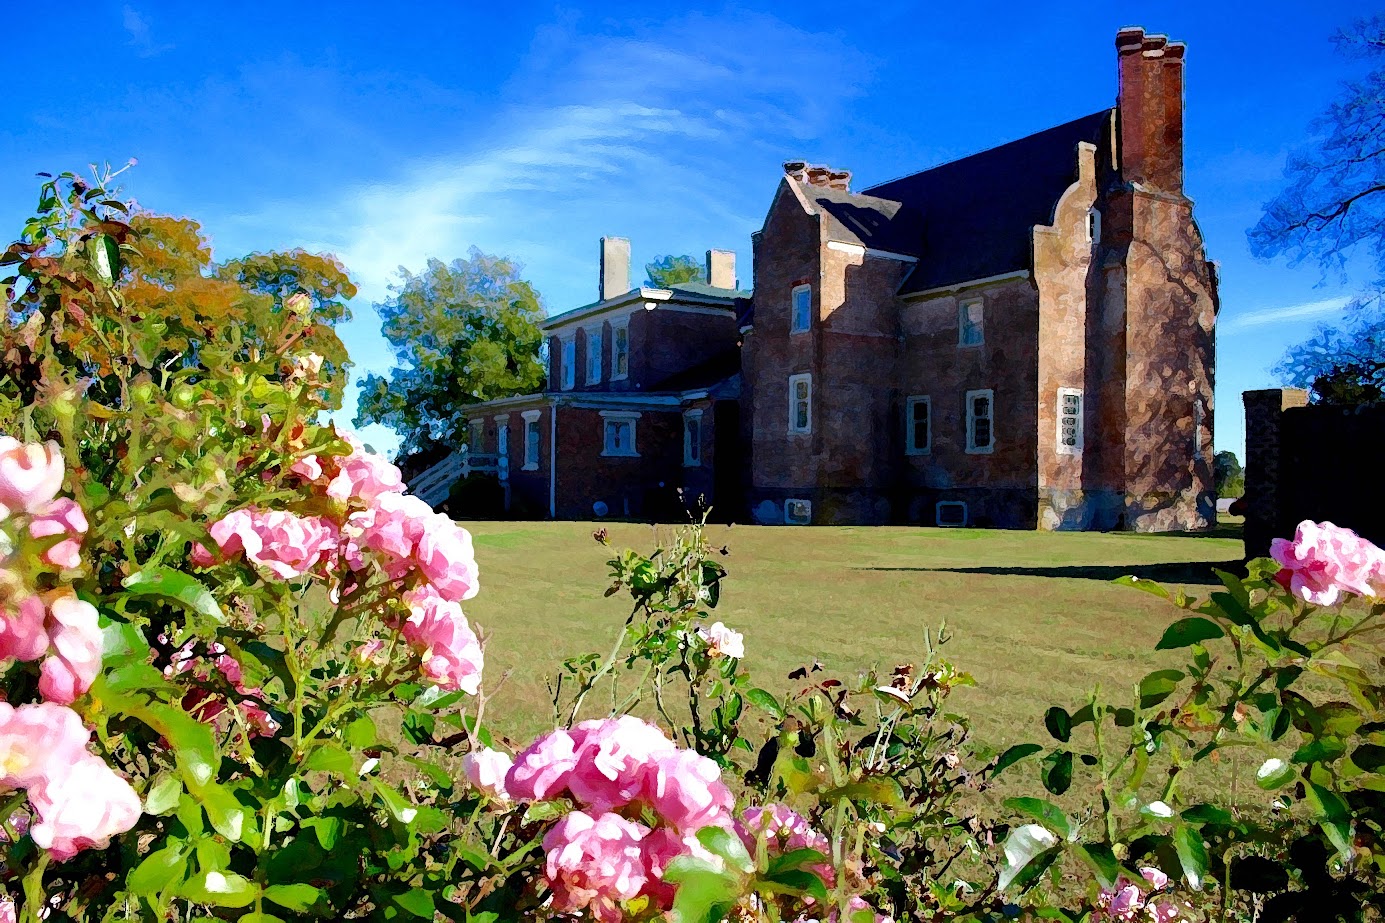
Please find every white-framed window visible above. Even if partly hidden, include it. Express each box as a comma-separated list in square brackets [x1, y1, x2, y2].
[494, 414, 510, 461]
[905, 395, 931, 455]
[1057, 388, 1083, 455]
[936, 501, 967, 527]
[521, 409, 542, 470]
[958, 298, 984, 347]
[1087, 208, 1101, 244]
[560, 338, 575, 390]
[784, 498, 812, 525]
[600, 411, 639, 457]
[540, 340, 553, 387]
[787, 373, 812, 435]
[1192, 398, 1205, 461]
[468, 419, 484, 453]
[585, 325, 603, 385]
[683, 409, 703, 467]
[791, 284, 811, 333]
[612, 322, 629, 380]
[965, 389, 994, 454]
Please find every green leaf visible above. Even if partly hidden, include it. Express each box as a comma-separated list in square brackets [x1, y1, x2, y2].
[181, 870, 258, 908]
[764, 848, 829, 878]
[303, 743, 354, 776]
[240, 915, 285, 923]
[664, 856, 742, 923]
[1044, 707, 1072, 743]
[999, 824, 1060, 891]
[1041, 750, 1073, 796]
[759, 868, 828, 901]
[1114, 574, 1170, 599]
[1173, 824, 1209, 891]
[263, 883, 323, 912]
[819, 777, 905, 809]
[90, 233, 119, 283]
[1138, 669, 1185, 709]
[144, 775, 183, 815]
[1156, 617, 1225, 650]
[202, 784, 250, 842]
[122, 568, 225, 624]
[393, 889, 436, 918]
[1073, 843, 1121, 889]
[1305, 782, 1353, 860]
[992, 743, 1042, 776]
[696, 825, 754, 875]
[1003, 797, 1071, 840]
[1181, 804, 1235, 827]
[345, 715, 378, 749]
[128, 844, 188, 895]
[371, 779, 418, 825]
[1352, 743, 1385, 772]
[303, 816, 345, 850]
[745, 688, 785, 720]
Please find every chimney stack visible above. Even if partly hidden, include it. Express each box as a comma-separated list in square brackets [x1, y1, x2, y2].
[599, 237, 631, 301]
[1115, 26, 1185, 194]
[783, 160, 851, 192]
[706, 249, 736, 289]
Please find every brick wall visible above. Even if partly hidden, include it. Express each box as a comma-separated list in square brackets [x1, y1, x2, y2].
[1242, 389, 1385, 557]
[633, 308, 739, 387]
[553, 406, 684, 520]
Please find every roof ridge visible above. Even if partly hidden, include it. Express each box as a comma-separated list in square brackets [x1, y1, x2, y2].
[863, 108, 1113, 194]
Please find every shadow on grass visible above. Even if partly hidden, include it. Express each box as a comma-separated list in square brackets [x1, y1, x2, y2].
[858, 559, 1245, 586]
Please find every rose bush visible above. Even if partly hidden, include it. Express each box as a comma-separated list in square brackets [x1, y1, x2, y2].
[3, 168, 1385, 922]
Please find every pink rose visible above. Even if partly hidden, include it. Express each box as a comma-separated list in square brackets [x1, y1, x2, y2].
[695, 621, 745, 659]
[0, 438, 64, 518]
[0, 702, 92, 789]
[198, 507, 263, 565]
[543, 811, 649, 922]
[0, 894, 13, 923]
[243, 509, 338, 579]
[38, 594, 103, 705]
[414, 516, 480, 602]
[28, 498, 88, 570]
[1271, 520, 1385, 606]
[506, 729, 581, 802]
[462, 748, 514, 802]
[645, 748, 735, 833]
[565, 716, 674, 813]
[28, 754, 141, 860]
[0, 595, 49, 662]
[291, 454, 322, 481]
[327, 443, 404, 505]
[740, 803, 833, 886]
[354, 492, 434, 562]
[400, 587, 483, 694]
[639, 826, 722, 909]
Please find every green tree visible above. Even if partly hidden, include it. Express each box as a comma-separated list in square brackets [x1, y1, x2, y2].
[355, 248, 546, 459]
[644, 254, 706, 288]
[1213, 449, 1244, 498]
[1251, 14, 1385, 405]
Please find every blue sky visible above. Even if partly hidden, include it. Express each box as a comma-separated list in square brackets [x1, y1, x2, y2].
[3, 1, 1375, 460]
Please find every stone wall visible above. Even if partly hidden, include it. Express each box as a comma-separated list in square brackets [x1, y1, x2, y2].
[1243, 389, 1384, 556]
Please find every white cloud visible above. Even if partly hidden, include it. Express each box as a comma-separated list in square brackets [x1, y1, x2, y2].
[122, 5, 172, 57]
[1220, 295, 1352, 333]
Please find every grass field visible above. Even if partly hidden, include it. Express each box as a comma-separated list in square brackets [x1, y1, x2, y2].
[464, 519, 1244, 751]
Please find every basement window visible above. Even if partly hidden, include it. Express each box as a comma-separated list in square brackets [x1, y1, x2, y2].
[936, 501, 967, 528]
[784, 499, 812, 525]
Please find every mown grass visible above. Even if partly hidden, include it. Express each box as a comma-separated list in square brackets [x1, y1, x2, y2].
[464, 519, 1244, 754]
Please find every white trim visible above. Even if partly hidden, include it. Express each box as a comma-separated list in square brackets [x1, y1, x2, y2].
[901, 269, 1030, 301]
[1193, 398, 1205, 461]
[610, 320, 629, 381]
[787, 373, 812, 435]
[826, 240, 919, 262]
[521, 409, 542, 471]
[784, 498, 812, 525]
[600, 411, 640, 458]
[543, 287, 736, 331]
[492, 413, 510, 423]
[496, 416, 509, 459]
[1086, 208, 1101, 244]
[936, 501, 968, 527]
[790, 284, 811, 334]
[965, 389, 995, 454]
[905, 395, 931, 455]
[467, 418, 484, 452]
[958, 298, 984, 347]
[683, 409, 703, 467]
[548, 401, 557, 516]
[584, 324, 603, 385]
[1057, 387, 1083, 456]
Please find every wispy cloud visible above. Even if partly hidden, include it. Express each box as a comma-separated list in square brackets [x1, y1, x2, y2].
[1220, 295, 1352, 333]
[122, 5, 172, 57]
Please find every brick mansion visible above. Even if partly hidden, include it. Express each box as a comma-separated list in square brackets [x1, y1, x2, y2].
[441, 26, 1218, 531]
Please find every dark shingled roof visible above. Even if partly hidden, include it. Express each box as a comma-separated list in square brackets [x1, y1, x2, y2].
[861, 109, 1113, 295]
[799, 186, 925, 257]
[646, 348, 741, 393]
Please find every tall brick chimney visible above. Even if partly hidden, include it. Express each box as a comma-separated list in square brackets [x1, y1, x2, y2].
[706, 249, 736, 289]
[599, 237, 631, 301]
[1115, 27, 1185, 194]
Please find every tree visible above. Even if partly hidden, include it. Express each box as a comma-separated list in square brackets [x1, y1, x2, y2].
[354, 248, 546, 459]
[1251, 14, 1385, 404]
[119, 213, 356, 407]
[644, 254, 706, 288]
[1213, 450, 1244, 499]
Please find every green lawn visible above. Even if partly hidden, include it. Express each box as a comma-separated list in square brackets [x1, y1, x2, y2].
[464, 520, 1244, 751]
